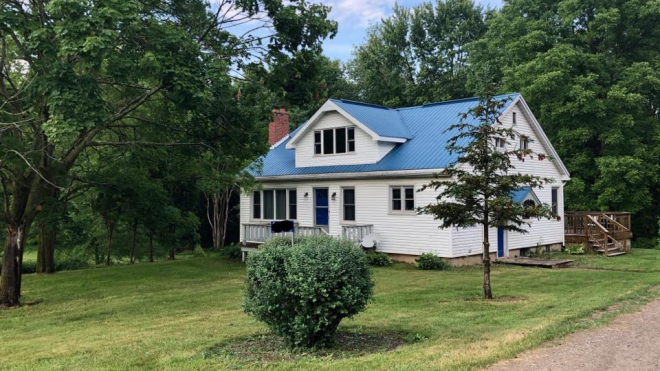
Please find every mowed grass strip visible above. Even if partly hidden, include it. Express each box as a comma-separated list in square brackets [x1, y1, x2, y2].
[1, 249, 660, 371]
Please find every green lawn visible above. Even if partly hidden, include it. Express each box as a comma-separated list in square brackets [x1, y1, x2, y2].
[2, 249, 660, 371]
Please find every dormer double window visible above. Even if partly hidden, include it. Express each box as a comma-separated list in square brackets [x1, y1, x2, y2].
[314, 127, 355, 155]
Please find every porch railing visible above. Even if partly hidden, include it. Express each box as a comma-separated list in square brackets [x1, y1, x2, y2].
[242, 223, 328, 244]
[565, 212, 631, 236]
[341, 224, 374, 244]
[565, 211, 632, 252]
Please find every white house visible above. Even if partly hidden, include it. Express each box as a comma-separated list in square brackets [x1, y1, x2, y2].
[240, 94, 571, 264]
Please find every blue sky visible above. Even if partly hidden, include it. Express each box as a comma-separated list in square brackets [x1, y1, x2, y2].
[320, 0, 503, 61]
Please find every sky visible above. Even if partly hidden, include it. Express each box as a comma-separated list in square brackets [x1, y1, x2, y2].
[319, 0, 503, 61]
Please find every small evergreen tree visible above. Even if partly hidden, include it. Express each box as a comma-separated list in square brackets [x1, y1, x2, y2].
[421, 94, 555, 299]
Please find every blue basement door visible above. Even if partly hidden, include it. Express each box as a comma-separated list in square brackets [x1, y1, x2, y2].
[497, 227, 505, 258]
[315, 188, 329, 227]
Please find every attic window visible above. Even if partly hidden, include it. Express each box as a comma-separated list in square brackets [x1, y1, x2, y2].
[314, 127, 356, 155]
[520, 138, 529, 150]
[513, 112, 517, 124]
[495, 138, 506, 148]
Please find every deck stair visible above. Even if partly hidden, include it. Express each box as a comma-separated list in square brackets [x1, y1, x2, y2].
[565, 212, 632, 257]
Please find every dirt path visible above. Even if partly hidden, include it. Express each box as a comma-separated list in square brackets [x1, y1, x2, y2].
[488, 299, 660, 371]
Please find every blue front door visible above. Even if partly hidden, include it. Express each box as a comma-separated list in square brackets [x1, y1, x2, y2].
[497, 227, 505, 258]
[315, 188, 329, 227]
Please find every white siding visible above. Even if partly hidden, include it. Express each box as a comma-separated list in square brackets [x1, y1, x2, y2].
[294, 112, 393, 167]
[450, 102, 565, 257]
[241, 177, 452, 257]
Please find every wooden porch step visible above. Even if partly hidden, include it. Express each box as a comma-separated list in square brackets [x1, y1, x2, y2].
[606, 251, 627, 257]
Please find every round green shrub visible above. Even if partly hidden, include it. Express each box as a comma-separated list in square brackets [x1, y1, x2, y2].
[416, 253, 448, 270]
[243, 235, 374, 349]
[365, 252, 392, 267]
[193, 244, 207, 257]
[221, 243, 242, 261]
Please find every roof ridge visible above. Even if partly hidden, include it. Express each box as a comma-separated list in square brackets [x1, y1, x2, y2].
[332, 98, 392, 110]
[395, 93, 520, 111]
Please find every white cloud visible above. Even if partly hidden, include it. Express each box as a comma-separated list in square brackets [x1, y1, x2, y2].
[321, 0, 399, 28]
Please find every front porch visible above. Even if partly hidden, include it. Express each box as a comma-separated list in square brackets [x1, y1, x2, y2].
[240, 222, 374, 261]
[564, 211, 633, 256]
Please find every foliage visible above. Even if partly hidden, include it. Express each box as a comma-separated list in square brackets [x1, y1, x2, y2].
[222, 243, 243, 261]
[243, 235, 374, 348]
[365, 252, 392, 267]
[348, 0, 487, 107]
[633, 238, 658, 250]
[416, 253, 449, 270]
[564, 244, 585, 255]
[193, 245, 207, 257]
[421, 95, 554, 298]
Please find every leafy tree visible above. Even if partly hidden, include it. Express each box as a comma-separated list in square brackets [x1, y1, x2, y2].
[348, 0, 487, 107]
[0, 0, 337, 307]
[468, 0, 660, 238]
[421, 95, 554, 299]
[287, 56, 359, 127]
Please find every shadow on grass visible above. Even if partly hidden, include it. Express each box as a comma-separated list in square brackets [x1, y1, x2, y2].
[203, 327, 419, 362]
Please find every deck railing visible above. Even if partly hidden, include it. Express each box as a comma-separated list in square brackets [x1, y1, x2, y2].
[565, 212, 631, 235]
[565, 211, 632, 252]
[242, 223, 328, 244]
[341, 224, 374, 244]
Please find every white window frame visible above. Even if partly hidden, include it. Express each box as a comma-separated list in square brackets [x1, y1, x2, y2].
[390, 186, 416, 214]
[313, 126, 356, 156]
[341, 187, 356, 223]
[551, 187, 559, 215]
[520, 137, 529, 150]
[494, 137, 506, 149]
[252, 188, 297, 221]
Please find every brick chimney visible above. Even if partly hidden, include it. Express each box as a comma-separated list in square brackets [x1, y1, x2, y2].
[269, 107, 289, 146]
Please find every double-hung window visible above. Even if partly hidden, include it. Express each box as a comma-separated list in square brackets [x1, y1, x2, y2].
[551, 187, 558, 215]
[253, 189, 297, 220]
[342, 188, 356, 221]
[391, 186, 415, 213]
[495, 137, 506, 148]
[314, 127, 356, 155]
[520, 137, 529, 150]
[289, 190, 297, 219]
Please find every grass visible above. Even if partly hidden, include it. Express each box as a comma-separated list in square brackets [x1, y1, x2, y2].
[564, 248, 660, 272]
[1, 249, 660, 371]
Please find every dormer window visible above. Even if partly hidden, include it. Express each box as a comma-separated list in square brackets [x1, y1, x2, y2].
[314, 127, 356, 155]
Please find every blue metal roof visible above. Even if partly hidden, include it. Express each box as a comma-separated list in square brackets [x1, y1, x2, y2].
[511, 187, 532, 203]
[254, 94, 519, 177]
[331, 99, 412, 139]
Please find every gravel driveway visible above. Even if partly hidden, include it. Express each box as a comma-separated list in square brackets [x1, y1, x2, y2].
[487, 299, 660, 371]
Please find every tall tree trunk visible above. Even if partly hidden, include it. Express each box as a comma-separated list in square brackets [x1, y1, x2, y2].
[148, 231, 154, 263]
[37, 222, 56, 274]
[206, 186, 233, 250]
[482, 221, 493, 299]
[95, 242, 100, 266]
[36, 187, 60, 274]
[130, 218, 138, 264]
[105, 218, 114, 266]
[1, 223, 27, 307]
[168, 249, 175, 260]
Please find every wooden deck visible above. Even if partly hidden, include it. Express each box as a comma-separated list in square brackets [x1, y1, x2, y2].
[497, 257, 574, 269]
[565, 212, 632, 256]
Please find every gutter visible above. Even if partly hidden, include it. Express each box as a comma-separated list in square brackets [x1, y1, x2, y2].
[254, 168, 448, 182]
